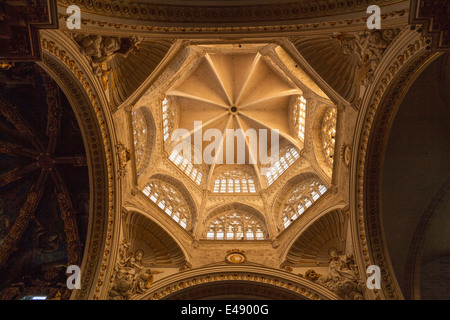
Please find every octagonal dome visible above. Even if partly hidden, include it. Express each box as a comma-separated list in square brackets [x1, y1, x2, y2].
[134, 43, 335, 196]
[163, 46, 324, 191]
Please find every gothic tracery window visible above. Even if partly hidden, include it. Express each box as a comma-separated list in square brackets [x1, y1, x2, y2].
[281, 179, 327, 229]
[213, 170, 256, 193]
[293, 95, 307, 141]
[265, 146, 300, 186]
[162, 97, 175, 141]
[205, 211, 266, 240]
[321, 106, 337, 166]
[168, 148, 203, 186]
[142, 179, 190, 229]
[131, 109, 153, 175]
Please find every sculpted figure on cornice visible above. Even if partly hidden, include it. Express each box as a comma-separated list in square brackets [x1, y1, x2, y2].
[72, 33, 142, 89]
[332, 29, 401, 85]
[109, 241, 162, 300]
[72, 33, 142, 65]
[317, 249, 365, 300]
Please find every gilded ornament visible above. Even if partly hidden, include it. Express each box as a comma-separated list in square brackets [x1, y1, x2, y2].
[225, 249, 246, 264]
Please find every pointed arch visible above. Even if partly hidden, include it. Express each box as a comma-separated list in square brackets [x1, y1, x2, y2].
[273, 172, 327, 230]
[204, 203, 268, 240]
[142, 174, 197, 231]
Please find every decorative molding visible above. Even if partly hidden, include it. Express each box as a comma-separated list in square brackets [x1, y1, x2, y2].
[40, 32, 117, 300]
[164, 281, 304, 300]
[354, 33, 437, 300]
[142, 265, 341, 300]
[225, 249, 247, 264]
[57, 0, 400, 25]
[55, 9, 409, 36]
[340, 144, 352, 167]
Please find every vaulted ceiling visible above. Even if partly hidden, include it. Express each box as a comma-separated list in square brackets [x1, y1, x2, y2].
[0, 63, 89, 300]
[0, 0, 449, 302]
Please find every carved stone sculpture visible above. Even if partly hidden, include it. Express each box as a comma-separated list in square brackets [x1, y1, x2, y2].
[299, 269, 322, 281]
[332, 29, 400, 85]
[115, 143, 131, 179]
[72, 34, 142, 90]
[109, 241, 162, 300]
[318, 249, 365, 300]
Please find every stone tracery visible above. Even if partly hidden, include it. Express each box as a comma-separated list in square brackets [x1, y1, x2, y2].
[281, 178, 327, 229]
[142, 179, 191, 229]
[131, 108, 155, 176]
[205, 210, 266, 241]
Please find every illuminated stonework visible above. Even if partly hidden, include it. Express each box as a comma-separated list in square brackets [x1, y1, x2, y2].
[321, 106, 337, 166]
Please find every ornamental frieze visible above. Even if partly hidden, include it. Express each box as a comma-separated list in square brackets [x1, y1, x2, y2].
[58, 0, 399, 25]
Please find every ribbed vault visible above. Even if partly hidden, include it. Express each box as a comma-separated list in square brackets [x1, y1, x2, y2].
[166, 50, 304, 191]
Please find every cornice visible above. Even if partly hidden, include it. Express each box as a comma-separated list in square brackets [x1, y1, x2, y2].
[55, 4, 409, 37]
[57, 0, 403, 26]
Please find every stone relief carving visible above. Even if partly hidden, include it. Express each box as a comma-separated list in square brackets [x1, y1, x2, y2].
[340, 144, 352, 167]
[299, 269, 322, 281]
[116, 142, 131, 179]
[109, 241, 163, 300]
[297, 249, 365, 300]
[332, 29, 401, 86]
[72, 34, 142, 90]
[318, 249, 365, 300]
[225, 249, 247, 264]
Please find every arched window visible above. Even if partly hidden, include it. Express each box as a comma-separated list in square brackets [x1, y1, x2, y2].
[293, 95, 307, 141]
[321, 106, 337, 166]
[205, 211, 266, 240]
[265, 146, 300, 186]
[281, 179, 327, 229]
[142, 179, 190, 229]
[168, 148, 203, 186]
[213, 170, 256, 193]
[162, 97, 175, 141]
